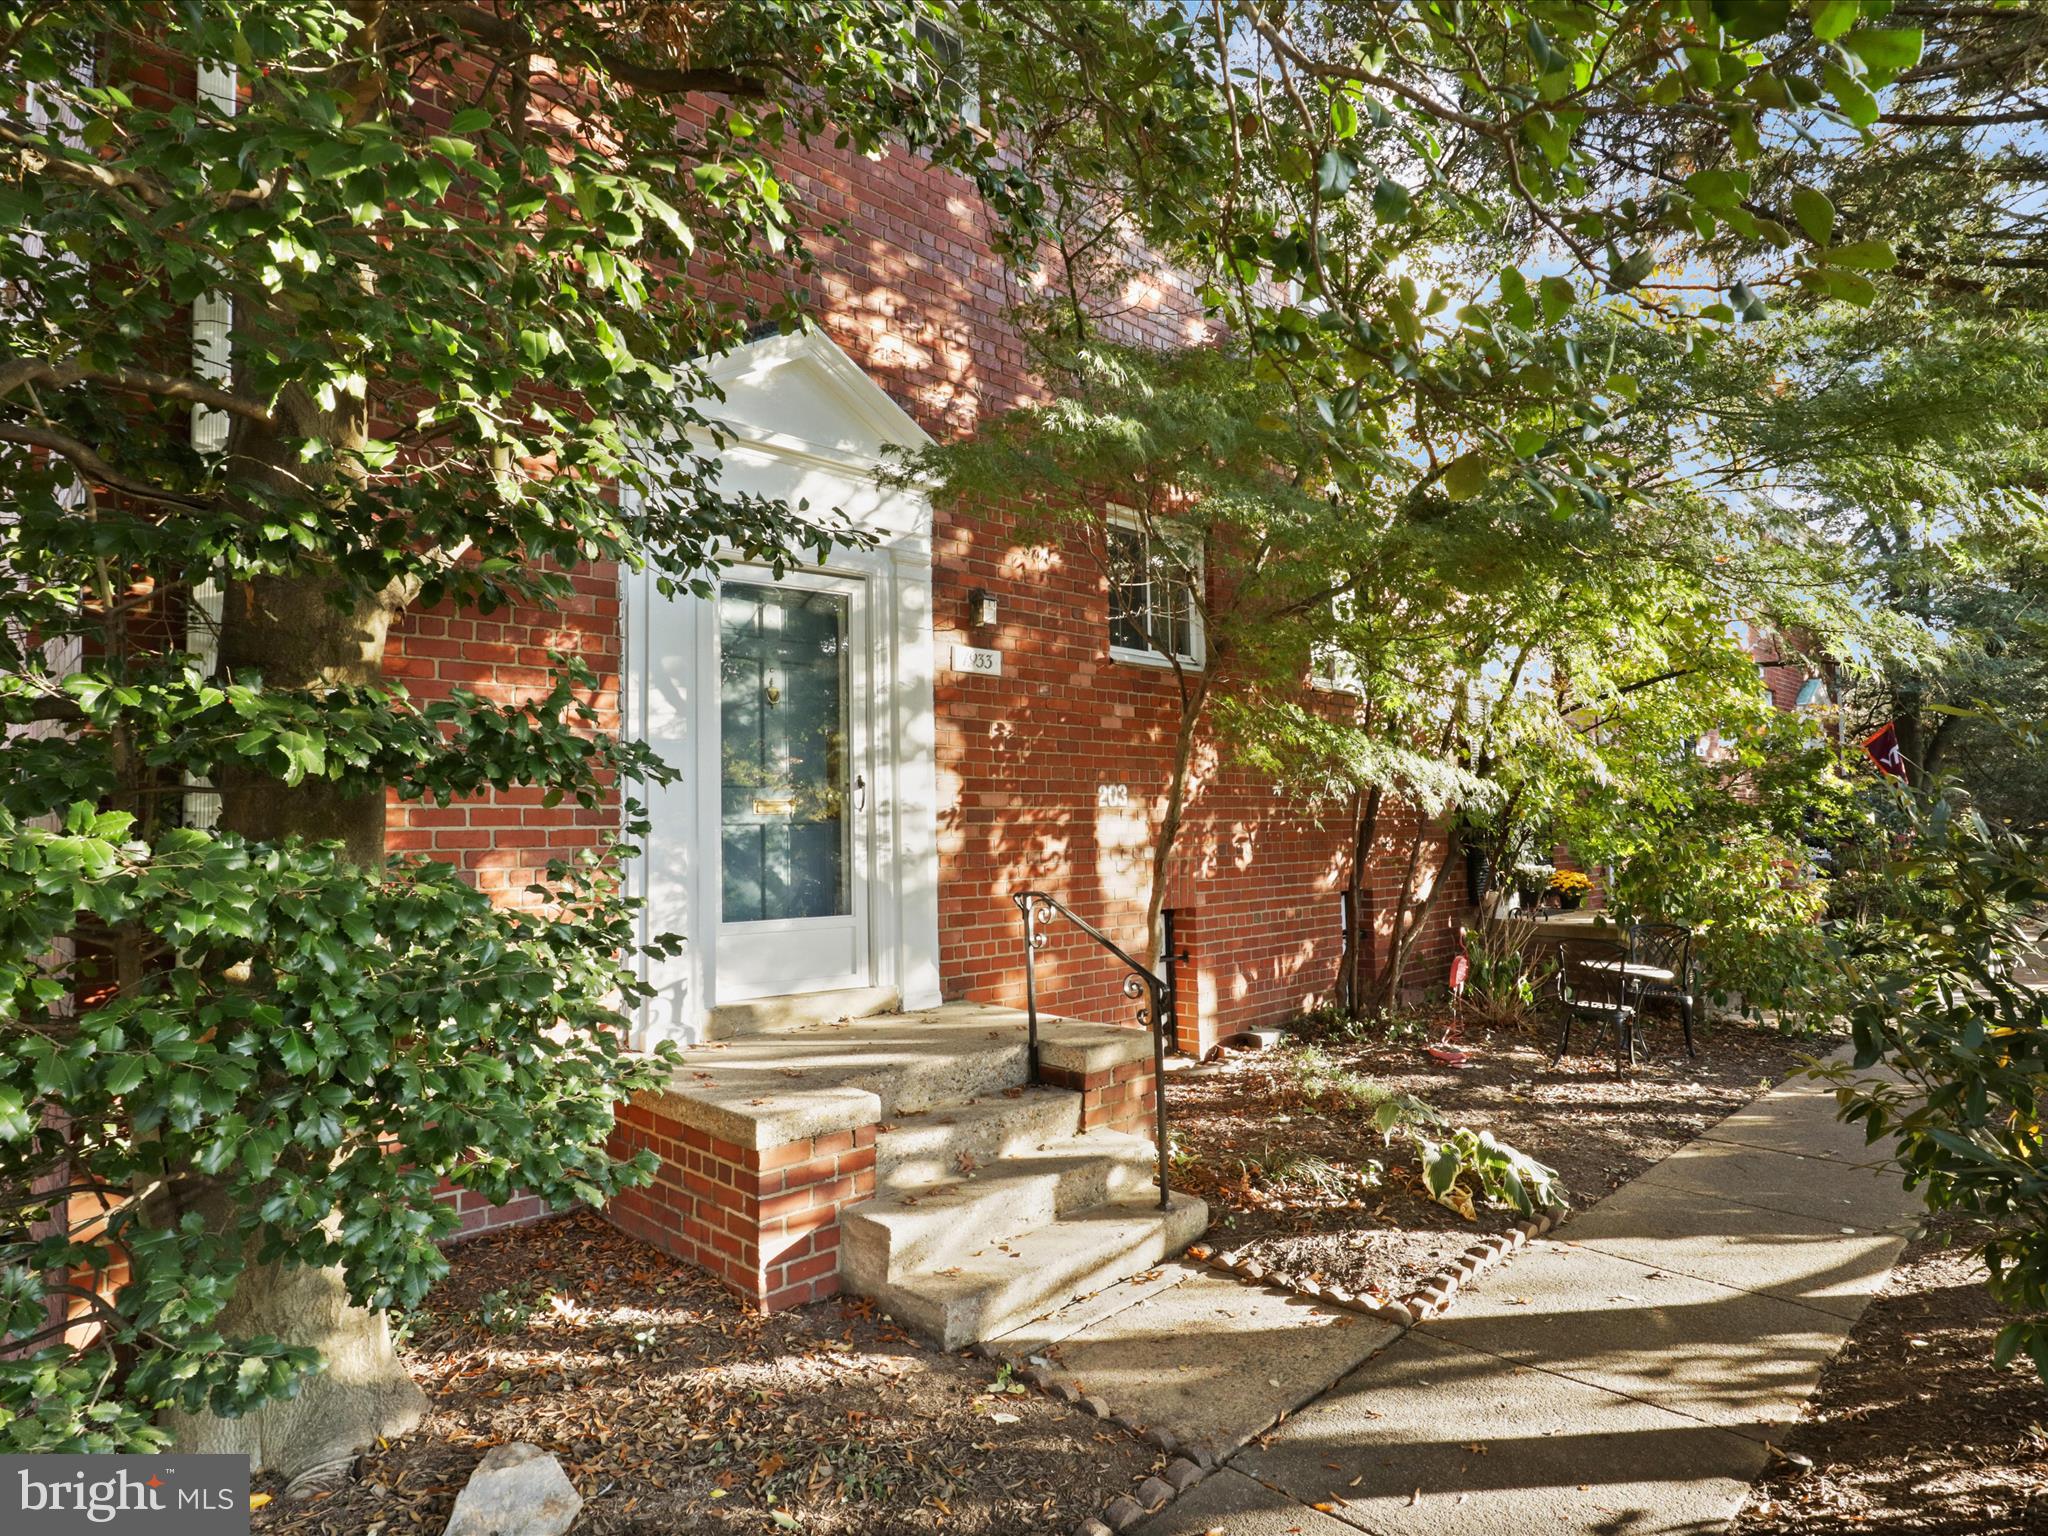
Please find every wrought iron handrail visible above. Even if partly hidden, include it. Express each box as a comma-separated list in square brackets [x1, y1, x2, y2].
[1012, 889, 1176, 1212]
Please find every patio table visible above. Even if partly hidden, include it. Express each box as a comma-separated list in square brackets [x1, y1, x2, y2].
[1581, 958, 1679, 985]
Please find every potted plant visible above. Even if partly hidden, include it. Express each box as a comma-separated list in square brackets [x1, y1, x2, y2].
[1513, 862, 1554, 909]
[1546, 868, 1592, 911]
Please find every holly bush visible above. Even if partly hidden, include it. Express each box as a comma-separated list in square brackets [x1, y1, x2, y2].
[1, 804, 680, 1451]
[0, 0, 1010, 1454]
[1808, 791, 2048, 1382]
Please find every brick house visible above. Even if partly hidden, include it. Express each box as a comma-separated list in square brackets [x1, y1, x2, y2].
[398, 136, 1476, 1062]
[397, 130, 1486, 1329]
[368, 119, 1479, 1324]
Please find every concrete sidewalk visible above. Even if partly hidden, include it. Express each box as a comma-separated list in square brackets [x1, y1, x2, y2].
[1136, 1061, 1922, 1536]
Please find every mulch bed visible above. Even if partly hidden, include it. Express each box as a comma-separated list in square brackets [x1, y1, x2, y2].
[253, 1209, 1164, 1536]
[1732, 1215, 2048, 1535]
[1167, 1008, 1822, 1303]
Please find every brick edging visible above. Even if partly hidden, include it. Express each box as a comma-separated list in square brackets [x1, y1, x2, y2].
[964, 1338, 1218, 1536]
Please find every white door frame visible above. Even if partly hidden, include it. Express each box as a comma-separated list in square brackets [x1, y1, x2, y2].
[622, 329, 944, 1047]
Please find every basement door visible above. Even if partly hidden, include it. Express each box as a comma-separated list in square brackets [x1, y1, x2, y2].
[711, 569, 872, 1001]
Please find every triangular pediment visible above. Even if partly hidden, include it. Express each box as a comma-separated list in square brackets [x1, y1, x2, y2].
[702, 328, 932, 469]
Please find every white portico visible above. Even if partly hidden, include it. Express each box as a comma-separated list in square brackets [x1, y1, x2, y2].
[623, 330, 944, 1047]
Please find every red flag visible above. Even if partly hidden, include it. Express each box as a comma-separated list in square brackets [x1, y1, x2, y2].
[1863, 722, 1908, 779]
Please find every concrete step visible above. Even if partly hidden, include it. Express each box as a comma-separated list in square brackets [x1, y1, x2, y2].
[843, 1130, 1161, 1282]
[706, 985, 901, 1041]
[855, 1190, 1210, 1351]
[876, 1085, 1085, 1191]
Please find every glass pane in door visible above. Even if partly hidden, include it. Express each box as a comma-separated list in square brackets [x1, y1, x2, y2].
[718, 582, 851, 923]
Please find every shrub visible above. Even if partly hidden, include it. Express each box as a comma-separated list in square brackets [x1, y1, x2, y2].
[1807, 791, 2048, 1381]
[1459, 923, 1555, 1031]
[1284, 1046, 1440, 1137]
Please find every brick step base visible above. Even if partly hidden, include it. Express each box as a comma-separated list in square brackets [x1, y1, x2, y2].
[604, 1004, 1192, 1317]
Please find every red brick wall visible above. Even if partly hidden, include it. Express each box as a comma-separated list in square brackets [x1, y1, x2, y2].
[1039, 1057, 1159, 1139]
[385, 564, 623, 902]
[606, 1105, 877, 1312]
[435, 1183, 551, 1243]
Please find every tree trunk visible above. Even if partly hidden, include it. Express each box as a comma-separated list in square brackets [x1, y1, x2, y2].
[1341, 784, 1382, 1016]
[1369, 823, 1429, 1011]
[1378, 823, 1464, 1007]
[1143, 680, 1207, 971]
[171, 568, 425, 1486]
[155, 1215, 425, 1488]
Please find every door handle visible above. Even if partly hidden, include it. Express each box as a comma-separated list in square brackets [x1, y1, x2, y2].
[854, 774, 866, 812]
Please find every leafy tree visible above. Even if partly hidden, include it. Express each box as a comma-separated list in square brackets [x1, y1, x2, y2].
[1606, 295, 2048, 813]
[956, 3, 1929, 999]
[908, 340, 1379, 962]
[0, 0, 1013, 1479]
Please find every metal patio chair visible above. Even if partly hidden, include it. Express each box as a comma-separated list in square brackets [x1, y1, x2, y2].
[1629, 921, 1698, 1059]
[1552, 935, 1639, 1069]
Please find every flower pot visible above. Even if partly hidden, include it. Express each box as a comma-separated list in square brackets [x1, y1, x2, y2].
[1557, 891, 1584, 912]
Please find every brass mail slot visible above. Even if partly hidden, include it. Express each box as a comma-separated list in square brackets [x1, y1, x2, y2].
[751, 797, 796, 816]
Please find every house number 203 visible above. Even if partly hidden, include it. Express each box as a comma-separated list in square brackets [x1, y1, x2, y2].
[1096, 784, 1131, 808]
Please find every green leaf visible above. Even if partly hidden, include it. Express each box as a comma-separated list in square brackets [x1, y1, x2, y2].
[1316, 150, 1358, 198]
[1816, 267, 1877, 306]
[448, 107, 492, 134]
[1418, 1138, 1461, 1199]
[1539, 275, 1575, 324]
[1791, 186, 1835, 246]
[1716, 0, 1790, 41]
[1823, 61, 1880, 129]
[1442, 452, 1490, 502]
[1608, 248, 1656, 291]
[100, 1057, 149, 1095]
[1684, 168, 1749, 209]
[1810, 0, 1859, 44]
[1328, 88, 1359, 141]
[1842, 27, 1924, 80]
[1371, 177, 1412, 224]
[0, 1086, 31, 1140]
[1822, 238, 1897, 270]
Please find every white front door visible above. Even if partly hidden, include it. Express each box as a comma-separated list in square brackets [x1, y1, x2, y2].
[710, 569, 871, 1002]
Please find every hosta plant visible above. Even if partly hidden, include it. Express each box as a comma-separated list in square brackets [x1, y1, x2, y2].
[1417, 1128, 1566, 1222]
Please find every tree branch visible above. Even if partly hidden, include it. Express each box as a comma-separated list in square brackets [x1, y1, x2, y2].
[0, 356, 273, 425]
[430, 4, 776, 98]
[0, 424, 209, 509]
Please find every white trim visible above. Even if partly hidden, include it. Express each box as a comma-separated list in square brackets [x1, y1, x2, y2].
[624, 330, 942, 1047]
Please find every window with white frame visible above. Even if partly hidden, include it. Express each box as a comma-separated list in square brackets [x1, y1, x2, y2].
[913, 16, 981, 127]
[1107, 518, 1203, 666]
[1309, 591, 1360, 692]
